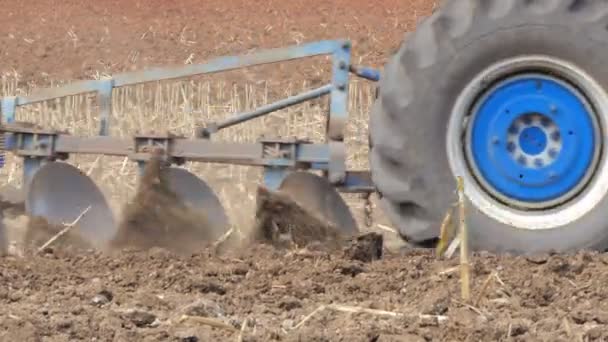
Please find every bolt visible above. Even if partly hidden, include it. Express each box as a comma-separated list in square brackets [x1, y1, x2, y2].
[548, 148, 558, 158]
[522, 116, 532, 125]
[337, 83, 346, 91]
[550, 104, 558, 114]
[540, 117, 552, 127]
[534, 158, 544, 168]
[518, 155, 528, 166]
[507, 142, 516, 153]
[508, 124, 519, 135]
[339, 61, 347, 70]
[551, 131, 561, 142]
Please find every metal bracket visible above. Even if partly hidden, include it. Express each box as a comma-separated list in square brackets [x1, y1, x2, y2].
[260, 137, 304, 168]
[131, 132, 185, 165]
[1, 123, 66, 160]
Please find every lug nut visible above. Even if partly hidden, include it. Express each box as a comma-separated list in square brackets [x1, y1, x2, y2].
[548, 148, 558, 158]
[534, 158, 544, 167]
[518, 155, 527, 166]
[551, 131, 561, 142]
[550, 104, 558, 113]
[507, 142, 516, 153]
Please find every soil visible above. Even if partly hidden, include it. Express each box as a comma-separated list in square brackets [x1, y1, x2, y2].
[4, 1, 608, 341]
[0, 0, 437, 85]
[3, 246, 608, 341]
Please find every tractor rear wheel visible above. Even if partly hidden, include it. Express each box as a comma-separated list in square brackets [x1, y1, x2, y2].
[370, 0, 608, 253]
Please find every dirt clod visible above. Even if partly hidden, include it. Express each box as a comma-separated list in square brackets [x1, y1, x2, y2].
[91, 290, 114, 306]
[181, 299, 225, 318]
[121, 309, 157, 328]
[344, 232, 383, 262]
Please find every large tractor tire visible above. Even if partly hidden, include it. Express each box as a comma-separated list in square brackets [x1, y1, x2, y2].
[370, 0, 608, 254]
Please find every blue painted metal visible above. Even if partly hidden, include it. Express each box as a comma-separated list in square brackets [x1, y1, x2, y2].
[1, 97, 16, 124]
[518, 126, 547, 155]
[326, 41, 352, 184]
[112, 40, 343, 87]
[14, 80, 104, 107]
[203, 84, 333, 136]
[12, 40, 345, 108]
[23, 157, 43, 189]
[263, 167, 287, 191]
[349, 66, 380, 82]
[97, 79, 114, 136]
[338, 171, 375, 193]
[0, 97, 16, 168]
[470, 75, 597, 203]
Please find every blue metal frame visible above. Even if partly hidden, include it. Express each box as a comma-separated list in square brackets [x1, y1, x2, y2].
[0, 39, 380, 193]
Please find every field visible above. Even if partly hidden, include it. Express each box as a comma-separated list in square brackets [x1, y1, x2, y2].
[2, 0, 608, 341]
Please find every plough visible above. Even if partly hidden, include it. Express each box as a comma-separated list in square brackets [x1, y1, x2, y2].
[5, 0, 608, 255]
[0, 40, 378, 249]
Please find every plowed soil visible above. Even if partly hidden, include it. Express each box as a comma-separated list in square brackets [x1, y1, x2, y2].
[0, 0, 437, 84]
[4, 1, 608, 341]
[3, 246, 608, 341]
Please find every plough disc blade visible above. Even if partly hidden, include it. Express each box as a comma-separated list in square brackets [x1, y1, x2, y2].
[278, 172, 358, 235]
[25, 162, 116, 247]
[166, 167, 229, 238]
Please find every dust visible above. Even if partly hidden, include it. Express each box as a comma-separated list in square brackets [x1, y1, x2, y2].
[0, 191, 26, 255]
[109, 149, 216, 254]
[251, 186, 346, 250]
[22, 215, 92, 252]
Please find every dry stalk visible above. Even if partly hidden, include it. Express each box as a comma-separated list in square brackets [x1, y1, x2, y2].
[236, 317, 248, 342]
[292, 305, 327, 330]
[328, 304, 403, 317]
[474, 271, 497, 307]
[292, 304, 448, 330]
[375, 224, 398, 234]
[445, 234, 460, 259]
[457, 176, 470, 302]
[212, 227, 235, 249]
[438, 266, 459, 276]
[436, 207, 455, 258]
[36, 205, 92, 254]
[177, 314, 238, 332]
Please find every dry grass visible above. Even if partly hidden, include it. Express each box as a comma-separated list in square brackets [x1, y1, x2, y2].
[0, 69, 386, 236]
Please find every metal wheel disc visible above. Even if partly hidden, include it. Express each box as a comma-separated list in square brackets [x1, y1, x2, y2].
[447, 56, 608, 231]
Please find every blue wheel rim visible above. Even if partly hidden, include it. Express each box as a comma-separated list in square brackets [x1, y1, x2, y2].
[467, 74, 599, 205]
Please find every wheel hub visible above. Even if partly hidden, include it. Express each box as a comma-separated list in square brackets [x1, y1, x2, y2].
[466, 74, 599, 207]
